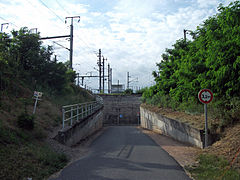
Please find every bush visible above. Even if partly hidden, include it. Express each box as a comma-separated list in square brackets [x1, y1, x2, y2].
[17, 113, 35, 130]
[124, 89, 133, 94]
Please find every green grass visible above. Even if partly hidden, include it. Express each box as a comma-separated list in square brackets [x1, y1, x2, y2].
[0, 82, 95, 179]
[187, 154, 240, 180]
[0, 121, 68, 180]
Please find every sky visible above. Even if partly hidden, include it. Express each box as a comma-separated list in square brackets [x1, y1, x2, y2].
[0, 0, 234, 92]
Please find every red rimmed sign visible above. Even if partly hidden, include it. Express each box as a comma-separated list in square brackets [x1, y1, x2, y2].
[198, 89, 213, 148]
[198, 89, 213, 104]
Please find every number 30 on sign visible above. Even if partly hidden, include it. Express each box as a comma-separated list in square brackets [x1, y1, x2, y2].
[198, 89, 213, 104]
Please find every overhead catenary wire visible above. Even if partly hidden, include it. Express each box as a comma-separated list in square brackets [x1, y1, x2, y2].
[55, 0, 71, 15]
[0, 16, 19, 29]
[37, 0, 64, 23]
[1, 0, 100, 78]
[25, 0, 69, 33]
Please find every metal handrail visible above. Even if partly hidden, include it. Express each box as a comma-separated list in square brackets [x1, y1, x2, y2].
[62, 101, 102, 129]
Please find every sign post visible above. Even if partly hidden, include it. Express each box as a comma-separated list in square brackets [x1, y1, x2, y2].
[198, 89, 213, 148]
[33, 91, 43, 114]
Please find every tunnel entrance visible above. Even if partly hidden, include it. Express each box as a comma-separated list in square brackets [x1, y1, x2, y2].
[100, 94, 141, 126]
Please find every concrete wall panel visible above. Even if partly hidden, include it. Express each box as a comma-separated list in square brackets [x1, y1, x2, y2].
[56, 109, 103, 146]
[100, 95, 141, 125]
[140, 106, 205, 148]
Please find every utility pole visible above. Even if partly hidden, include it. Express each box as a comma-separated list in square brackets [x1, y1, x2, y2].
[108, 64, 110, 94]
[81, 77, 84, 86]
[1, 23, 9, 32]
[127, 72, 138, 90]
[184, 29, 187, 41]
[98, 49, 102, 93]
[76, 73, 80, 86]
[110, 67, 112, 93]
[102, 56, 105, 94]
[102, 57, 107, 94]
[184, 29, 191, 41]
[54, 55, 57, 63]
[118, 80, 120, 93]
[127, 72, 130, 89]
[65, 16, 80, 70]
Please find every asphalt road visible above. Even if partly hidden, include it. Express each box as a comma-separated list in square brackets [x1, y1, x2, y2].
[51, 126, 191, 180]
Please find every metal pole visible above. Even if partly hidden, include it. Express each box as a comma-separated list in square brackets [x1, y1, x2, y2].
[77, 73, 79, 86]
[184, 29, 187, 41]
[81, 77, 84, 86]
[70, 107, 73, 126]
[98, 49, 102, 93]
[118, 80, 119, 93]
[33, 96, 38, 114]
[77, 105, 79, 122]
[110, 68, 112, 93]
[127, 72, 129, 89]
[70, 18, 73, 69]
[103, 57, 105, 93]
[1, 23, 9, 32]
[108, 64, 110, 94]
[65, 16, 80, 70]
[62, 108, 65, 129]
[204, 104, 208, 148]
[81, 106, 84, 119]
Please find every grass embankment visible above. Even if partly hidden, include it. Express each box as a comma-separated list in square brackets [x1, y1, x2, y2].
[142, 103, 240, 179]
[190, 123, 240, 180]
[0, 84, 94, 179]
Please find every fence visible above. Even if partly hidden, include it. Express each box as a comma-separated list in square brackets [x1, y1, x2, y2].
[62, 100, 103, 129]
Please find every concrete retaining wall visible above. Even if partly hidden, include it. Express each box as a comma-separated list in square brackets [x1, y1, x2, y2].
[55, 108, 103, 146]
[140, 106, 206, 148]
[100, 94, 141, 125]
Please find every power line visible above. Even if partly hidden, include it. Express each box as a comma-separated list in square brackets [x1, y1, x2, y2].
[53, 41, 70, 51]
[25, 0, 69, 33]
[0, 16, 8, 22]
[0, 16, 19, 28]
[74, 25, 97, 51]
[76, 35, 96, 51]
[55, 0, 71, 15]
[37, 0, 64, 23]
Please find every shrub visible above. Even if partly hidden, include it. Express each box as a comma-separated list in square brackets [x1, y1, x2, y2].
[17, 113, 35, 130]
[124, 89, 133, 94]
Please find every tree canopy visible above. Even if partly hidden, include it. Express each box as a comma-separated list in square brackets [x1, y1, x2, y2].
[144, 1, 240, 102]
[142, 1, 240, 126]
[0, 27, 75, 94]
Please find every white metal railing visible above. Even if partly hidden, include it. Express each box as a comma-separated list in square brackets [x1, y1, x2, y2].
[62, 100, 103, 129]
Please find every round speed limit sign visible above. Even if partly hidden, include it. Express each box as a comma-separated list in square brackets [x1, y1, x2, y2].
[198, 89, 213, 104]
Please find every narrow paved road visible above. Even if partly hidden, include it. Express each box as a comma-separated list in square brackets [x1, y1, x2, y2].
[52, 126, 191, 180]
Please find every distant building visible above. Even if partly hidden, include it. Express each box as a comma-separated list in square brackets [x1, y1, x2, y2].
[111, 84, 125, 93]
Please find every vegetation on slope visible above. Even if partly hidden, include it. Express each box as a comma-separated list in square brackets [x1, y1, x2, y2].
[142, 1, 240, 131]
[0, 27, 94, 179]
[142, 1, 240, 178]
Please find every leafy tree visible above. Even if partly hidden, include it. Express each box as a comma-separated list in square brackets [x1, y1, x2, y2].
[143, 1, 240, 126]
[0, 27, 77, 95]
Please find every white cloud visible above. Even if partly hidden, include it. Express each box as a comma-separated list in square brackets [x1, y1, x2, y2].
[0, 0, 229, 91]
[197, 0, 219, 8]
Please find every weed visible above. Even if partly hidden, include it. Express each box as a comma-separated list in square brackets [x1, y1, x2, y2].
[0, 142, 68, 180]
[17, 112, 35, 130]
[33, 127, 46, 140]
[54, 116, 62, 126]
[187, 154, 240, 180]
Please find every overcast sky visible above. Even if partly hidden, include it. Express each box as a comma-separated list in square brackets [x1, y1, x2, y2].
[0, 0, 234, 92]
